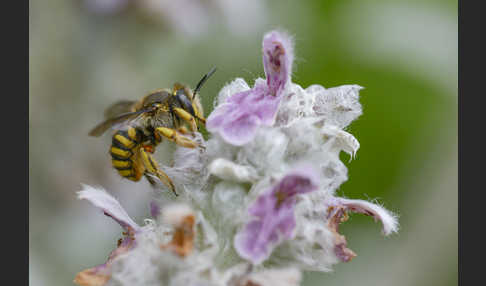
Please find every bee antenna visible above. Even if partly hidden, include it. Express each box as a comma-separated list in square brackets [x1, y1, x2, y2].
[193, 66, 217, 99]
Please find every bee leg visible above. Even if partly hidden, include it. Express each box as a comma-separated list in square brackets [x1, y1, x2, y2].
[177, 126, 190, 135]
[139, 147, 177, 196]
[156, 127, 199, 149]
[173, 107, 198, 132]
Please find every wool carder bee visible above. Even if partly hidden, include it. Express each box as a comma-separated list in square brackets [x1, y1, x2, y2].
[89, 68, 216, 196]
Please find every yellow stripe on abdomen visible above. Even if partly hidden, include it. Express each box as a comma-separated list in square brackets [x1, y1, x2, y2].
[118, 169, 134, 177]
[112, 159, 131, 169]
[110, 147, 132, 158]
[114, 134, 136, 149]
[127, 127, 141, 141]
[110, 127, 144, 182]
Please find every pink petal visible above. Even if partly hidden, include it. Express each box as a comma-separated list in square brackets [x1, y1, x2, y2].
[270, 165, 320, 197]
[234, 167, 319, 264]
[206, 103, 232, 130]
[206, 30, 295, 146]
[219, 114, 261, 146]
[234, 220, 267, 263]
[262, 30, 294, 96]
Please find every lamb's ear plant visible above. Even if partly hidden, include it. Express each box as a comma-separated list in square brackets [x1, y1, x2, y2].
[75, 30, 399, 286]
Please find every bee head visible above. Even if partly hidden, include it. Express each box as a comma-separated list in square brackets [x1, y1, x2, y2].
[175, 87, 196, 115]
[173, 85, 205, 124]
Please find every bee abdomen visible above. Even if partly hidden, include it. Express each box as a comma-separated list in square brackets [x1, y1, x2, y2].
[112, 128, 143, 149]
[110, 127, 143, 181]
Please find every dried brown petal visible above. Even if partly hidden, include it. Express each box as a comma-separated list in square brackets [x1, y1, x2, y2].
[73, 267, 110, 286]
[327, 206, 357, 262]
[160, 205, 196, 257]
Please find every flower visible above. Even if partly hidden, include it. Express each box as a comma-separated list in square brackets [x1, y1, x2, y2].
[74, 29, 399, 286]
[206, 30, 294, 146]
[74, 185, 208, 286]
[234, 167, 319, 264]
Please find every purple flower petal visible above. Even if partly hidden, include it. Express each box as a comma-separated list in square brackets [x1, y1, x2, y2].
[77, 184, 140, 232]
[234, 167, 319, 264]
[262, 30, 294, 97]
[206, 30, 294, 146]
[205, 103, 232, 131]
[220, 114, 261, 146]
[225, 88, 256, 105]
[270, 165, 320, 198]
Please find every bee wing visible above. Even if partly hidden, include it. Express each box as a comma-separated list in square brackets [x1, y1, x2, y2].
[103, 100, 137, 119]
[110, 111, 147, 132]
[89, 109, 149, 137]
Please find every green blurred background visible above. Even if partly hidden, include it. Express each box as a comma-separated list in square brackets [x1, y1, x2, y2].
[29, 0, 457, 285]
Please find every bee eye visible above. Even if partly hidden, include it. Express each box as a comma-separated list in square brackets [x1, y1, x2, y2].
[175, 90, 196, 116]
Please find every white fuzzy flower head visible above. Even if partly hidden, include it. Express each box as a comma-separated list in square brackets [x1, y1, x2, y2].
[74, 30, 399, 286]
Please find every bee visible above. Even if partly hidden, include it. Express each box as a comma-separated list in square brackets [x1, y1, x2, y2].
[89, 68, 216, 196]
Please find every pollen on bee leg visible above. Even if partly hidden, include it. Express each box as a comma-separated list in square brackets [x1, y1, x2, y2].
[159, 204, 195, 257]
[157, 127, 176, 140]
[143, 145, 154, 153]
[177, 126, 190, 134]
